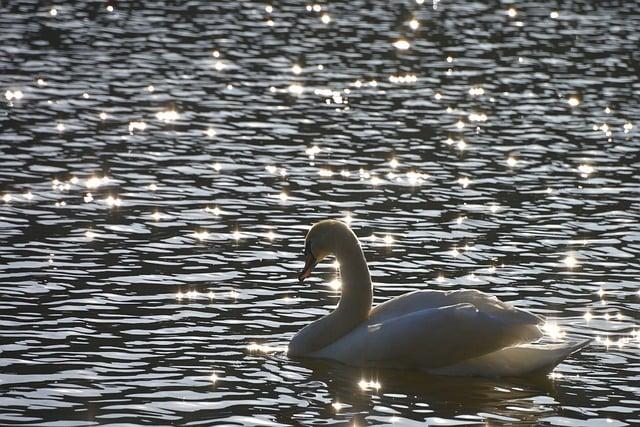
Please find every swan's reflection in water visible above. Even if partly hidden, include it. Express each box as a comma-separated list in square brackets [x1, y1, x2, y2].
[293, 358, 559, 425]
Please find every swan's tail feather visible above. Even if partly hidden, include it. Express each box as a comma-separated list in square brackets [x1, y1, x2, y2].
[525, 338, 592, 375]
[426, 339, 592, 377]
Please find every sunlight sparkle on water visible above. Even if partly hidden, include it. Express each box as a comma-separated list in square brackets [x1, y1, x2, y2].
[389, 74, 417, 84]
[507, 8, 517, 17]
[458, 177, 471, 188]
[568, 97, 580, 107]
[507, 157, 517, 167]
[247, 343, 288, 354]
[468, 112, 487, 122]
[549, 372, 563, 380]
[563, 254, 578, 268]
[207, 206, 221, 216]
[156, 110, 179, 122]
[292, 64, 302, 75]
[578, 164, 594, 177]
[305, 145, 320, 158]
[205, 128, 216, 138]
[5, 90, 24, 101]
[212, 162, 222, 172]
[550, 11, 559, 19]
[543, 322, 566, 340]
[327, 279, 342, 290]
[406, 171, 427, 185]
[288, 84, 304, 95]
[56, 123, 65, 132]
[409, 18, 419, 30]
[86, 176, 109, 189]
[193, 230, 209, 241]
[393, 40, 410, 50]
[105, 196, 122, 207]
[128, 121, 146, 133]
[359, 379, 381, 391]
[321, 14, 331, 24]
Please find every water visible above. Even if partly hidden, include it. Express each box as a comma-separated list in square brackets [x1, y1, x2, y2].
[1, 0, 639, 425]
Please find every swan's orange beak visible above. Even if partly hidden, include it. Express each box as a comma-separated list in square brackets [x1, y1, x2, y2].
[298, 250, 317, 283]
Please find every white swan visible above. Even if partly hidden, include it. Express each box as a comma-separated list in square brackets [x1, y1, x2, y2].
[289, 220, 590, 376]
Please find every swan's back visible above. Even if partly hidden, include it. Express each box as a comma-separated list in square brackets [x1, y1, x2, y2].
[311, 289, 546, 372]
[370, 289, 542, 325]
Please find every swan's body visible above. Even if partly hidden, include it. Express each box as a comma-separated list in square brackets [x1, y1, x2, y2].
[290, 220, 589, 377]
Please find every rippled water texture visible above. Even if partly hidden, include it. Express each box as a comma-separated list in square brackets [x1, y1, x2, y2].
[1, 0, 639, 425]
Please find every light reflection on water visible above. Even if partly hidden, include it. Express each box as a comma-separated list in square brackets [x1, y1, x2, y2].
[1, 0, 639, 425]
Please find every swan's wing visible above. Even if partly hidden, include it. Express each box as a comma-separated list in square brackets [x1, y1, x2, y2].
[427, 339, 592, 376]
[370, 289, 542, 326]
[315, 302, 542, 369]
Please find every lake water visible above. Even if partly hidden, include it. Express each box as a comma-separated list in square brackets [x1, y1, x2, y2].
[1, 0, 639, 425]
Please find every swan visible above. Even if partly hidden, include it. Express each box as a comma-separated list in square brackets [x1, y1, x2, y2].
[289, 220, 590, 376]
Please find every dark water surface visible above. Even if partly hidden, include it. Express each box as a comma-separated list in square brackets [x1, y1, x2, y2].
[1, 0, 639, 425]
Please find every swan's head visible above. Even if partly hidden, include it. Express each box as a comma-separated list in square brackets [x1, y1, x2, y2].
[298, 220, 351, 282]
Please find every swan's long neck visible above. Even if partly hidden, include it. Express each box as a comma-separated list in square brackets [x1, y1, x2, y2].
[334, 232, 372, 319]
[289, 226, 372, 356]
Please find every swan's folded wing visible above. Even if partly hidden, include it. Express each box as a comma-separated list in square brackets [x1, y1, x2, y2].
[317, 302, 542, 369]
[369, 289, 542, 326]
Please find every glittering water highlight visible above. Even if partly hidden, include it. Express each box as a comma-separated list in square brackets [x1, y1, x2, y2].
[1, 0, 639, 425]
